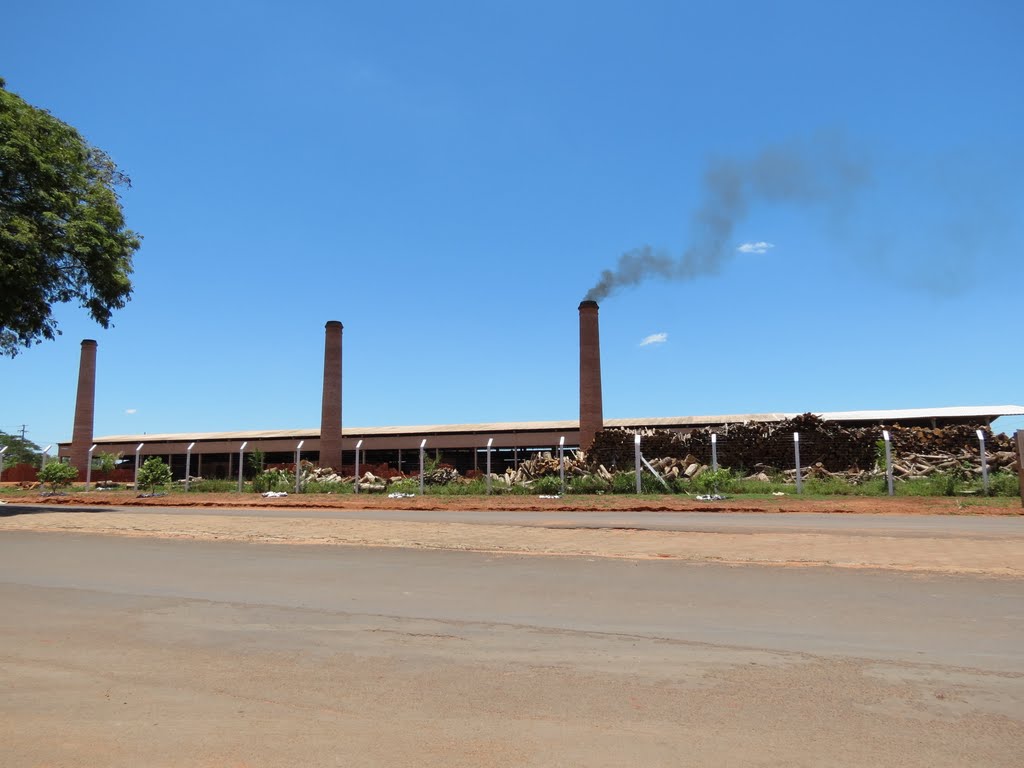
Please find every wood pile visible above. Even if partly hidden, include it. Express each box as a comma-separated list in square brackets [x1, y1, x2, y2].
[587, 414, 1019, 476]
[493, 451, 588, 486]
[422, 467, 462, 486]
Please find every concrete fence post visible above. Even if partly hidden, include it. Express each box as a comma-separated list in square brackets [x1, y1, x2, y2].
[559, 436, 566, 495]
[1016, 431, 1024, 509]
[354, 439, 363, 494]
[419, 439, 427, 495]
[883, 431, 894, 497]
[185, 442, 195, 492]
[133, 443, 143, 490]
[294, 440, 304, 495]
[486, 438, 493, 495]
[711, 433, 718, 473]
[85, 444, 96, 490]
[794, 432, 802, 495]
[237, 442, 247, 493]
[976, 430, 989, 496]
[634, 434, 641, 494]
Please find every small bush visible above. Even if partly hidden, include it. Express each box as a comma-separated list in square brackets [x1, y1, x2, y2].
[38, 461, 79, 494]
[425, 481, 485, 499]
[609, 471, 664, 494]
[253, 468, 293, 493]
[568, 475, 609, 495]
[387, 478, 419, 495]
[532, 476, 563, 495]
[187, 479, 237, 493]
[691, 468, 734, 495]
[137, 457, 172, 494]
[987, 470, 1020, 497]
[302, 479, 354, 494]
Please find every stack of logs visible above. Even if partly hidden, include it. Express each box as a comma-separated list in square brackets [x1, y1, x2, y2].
[587, 414, 1017, 475]
[494, 451, 588, 486]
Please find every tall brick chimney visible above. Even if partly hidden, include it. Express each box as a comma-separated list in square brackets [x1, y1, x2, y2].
[579, 300, 603, 451]
[69, 339, 98, 475]
[319, 320, 343, 470]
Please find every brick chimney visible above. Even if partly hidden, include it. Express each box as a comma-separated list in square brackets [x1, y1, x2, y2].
[69, 339, 98, 475]
[579, 301, 603, 451]
[319, 320, 343, 470]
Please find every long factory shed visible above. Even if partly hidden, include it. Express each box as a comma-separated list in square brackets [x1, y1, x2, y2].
[58, 405, 1024, 480]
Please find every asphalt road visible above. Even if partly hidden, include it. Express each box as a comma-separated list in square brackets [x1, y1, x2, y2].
[1, 532, 1021, 766]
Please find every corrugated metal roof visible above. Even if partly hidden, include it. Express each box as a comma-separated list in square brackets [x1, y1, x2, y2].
[78, 405, 1024, 445]
[816, 405, 1024, 421]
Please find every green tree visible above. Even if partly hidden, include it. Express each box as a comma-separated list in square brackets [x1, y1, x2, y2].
[92, 451, 120, 481]
[0, 78, 141, 357]
[38, 460, 79, 494]
[137, 456, 172, 494]
[0, 430, 42, 468]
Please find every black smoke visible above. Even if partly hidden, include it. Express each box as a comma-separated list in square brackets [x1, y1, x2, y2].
[584, 134, 870, 302]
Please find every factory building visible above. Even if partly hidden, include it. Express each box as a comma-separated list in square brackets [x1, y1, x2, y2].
[56, 306, 1024, 479]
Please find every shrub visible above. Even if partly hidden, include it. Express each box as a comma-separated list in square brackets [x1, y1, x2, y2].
[609, 471, 664, 494]
[187, 479, 237, 493]
[253, 468, 293, 493]
[137, 457, 172, 494]
[691, 468, 734, 495]
[38, 461, 79, 494]
[92, 451, 121, 481]
[532, 476, 563, 495]
[568, 475, 609, 495]
[302, 479, 354, 494]
[988, 470, 1020, 497]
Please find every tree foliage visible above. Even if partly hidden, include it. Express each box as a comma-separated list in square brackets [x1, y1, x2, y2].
[38, 460, 79, 494]
[137, 456, 172, 493]
[0, 430, 42, 468]
[92, 450, 121, 479]
[0, 77, 141, 356]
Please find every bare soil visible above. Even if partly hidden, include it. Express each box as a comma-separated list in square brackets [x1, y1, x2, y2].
[3, 491, 1023, 576]
[3, 487, 1022, 515]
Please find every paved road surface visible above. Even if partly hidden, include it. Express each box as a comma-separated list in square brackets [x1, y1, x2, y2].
[1, 532, 1021, 766]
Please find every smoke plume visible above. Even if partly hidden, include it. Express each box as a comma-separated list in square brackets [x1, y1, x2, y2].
[584, 134, 870, 302]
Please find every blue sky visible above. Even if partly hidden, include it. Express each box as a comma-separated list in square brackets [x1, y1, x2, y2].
[3, 0, 1023, 451]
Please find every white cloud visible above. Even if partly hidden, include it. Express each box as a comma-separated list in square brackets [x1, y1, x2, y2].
[640, 333, 668, 347]
[124, 408, 137, 415]
[737, 241, 775, 254]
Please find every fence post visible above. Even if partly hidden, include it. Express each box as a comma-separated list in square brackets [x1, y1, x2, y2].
[185, 442, 195, 491]
[883, 430, 894, 496]
[0, 446, 6, 482]
[41, 445, 52, 471]
[634, 434, 642, 494]
[354, 439, 363, 494]
[1016, 431, 1024, 509]
[794, 432, 802, 494]
[559, 436, 566, 495]
[711, 433, 718, 472]
[419, 439, 426, 495]
[134, 442, 143, 490]
[486, 438, 493, 495]
[237, 442, 247, 493]
[294, 440, 304, 494]
[85, 444, 96, 490]
[976, 430, 989, 496]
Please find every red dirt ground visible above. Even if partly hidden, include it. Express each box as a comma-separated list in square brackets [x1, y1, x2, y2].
[3, 488, 1021, 515]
